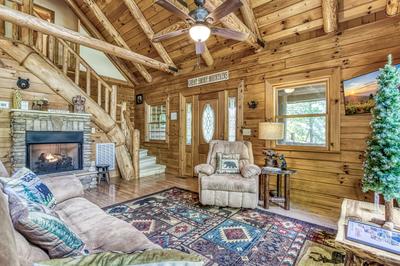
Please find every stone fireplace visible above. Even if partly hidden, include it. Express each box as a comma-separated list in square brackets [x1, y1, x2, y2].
[10, 110, 96, 188]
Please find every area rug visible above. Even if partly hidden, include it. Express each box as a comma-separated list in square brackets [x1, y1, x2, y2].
[104, 187, 344, 266]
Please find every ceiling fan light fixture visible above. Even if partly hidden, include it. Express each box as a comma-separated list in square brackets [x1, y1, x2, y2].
[189, 23, 211, 42]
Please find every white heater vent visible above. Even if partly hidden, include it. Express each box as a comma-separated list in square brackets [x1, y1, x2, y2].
[96, 143, 115, 170]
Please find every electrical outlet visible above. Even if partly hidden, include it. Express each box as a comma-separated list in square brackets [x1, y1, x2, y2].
[242, 128, 252, 136]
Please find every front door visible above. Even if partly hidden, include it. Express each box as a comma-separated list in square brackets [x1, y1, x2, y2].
[179, 88, 242, 177]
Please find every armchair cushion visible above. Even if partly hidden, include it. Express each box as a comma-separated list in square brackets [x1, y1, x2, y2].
[201, 174, 257, 193]
[241, 164, 261, 178]
[41, 175, 83, 204]
[194, 164, 214, 176]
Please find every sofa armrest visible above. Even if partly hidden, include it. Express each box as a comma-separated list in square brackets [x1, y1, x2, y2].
[241, 164, 261, 178]
[41, 175, 84, 203]
[194, 164, 214, 176]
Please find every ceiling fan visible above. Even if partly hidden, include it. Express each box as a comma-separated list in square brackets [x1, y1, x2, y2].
[153, 0, 249, 55]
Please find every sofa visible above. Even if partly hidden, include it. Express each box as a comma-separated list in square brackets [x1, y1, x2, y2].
[195, 140, 261, 209]
[0, 174, 160, 266]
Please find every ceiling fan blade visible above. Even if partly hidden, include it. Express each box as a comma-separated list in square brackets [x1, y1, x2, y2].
[153, 28, 189, 42]
[206, 0, 243, 23]
[211, 27, 249, 41]
[155, 0, 195, 22]
[195, 42, 206, 55]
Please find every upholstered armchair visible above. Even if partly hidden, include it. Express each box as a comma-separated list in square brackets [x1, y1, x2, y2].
[194, 140, 261, 209]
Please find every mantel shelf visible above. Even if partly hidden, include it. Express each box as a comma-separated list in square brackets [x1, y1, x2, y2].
[10, 109, 92, 117]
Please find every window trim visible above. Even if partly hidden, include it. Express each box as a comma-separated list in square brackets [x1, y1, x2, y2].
[275, 80, 329, 150]
[144, 99, 169, 143]
[265, 68, 341, 153]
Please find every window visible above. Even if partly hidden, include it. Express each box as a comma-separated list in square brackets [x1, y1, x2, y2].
[147, 104, 167, 141]
[202, 104, 215, 143]
[186, 103, 192, 145]
[276, 82, 327, 147]
[228, 97, 236, 141]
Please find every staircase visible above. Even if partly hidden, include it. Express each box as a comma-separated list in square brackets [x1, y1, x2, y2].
[139, 149, 166, 177]
[0, 30, 139, 180]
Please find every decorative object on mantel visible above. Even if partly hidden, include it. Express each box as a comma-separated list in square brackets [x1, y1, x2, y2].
[12, 89, 22, 109]
[362, 55, 400, 231]
[16, 77, 30, 90]
[187, 70, 229, 87]
[32, 97, 49, 111]
[136, 94, 143, 105]
[247, 100, 258, 109]
[259, 121, 284, 167]
[72, 95, 86, 113]
[0, 100, 10, 109]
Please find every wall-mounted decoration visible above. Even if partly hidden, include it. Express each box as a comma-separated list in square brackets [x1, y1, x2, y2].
[32, 97, 49, 111]
[17, 77, 30, 90]
[136, 94, 144, 105]
[0, 101, 10, 109]
[12, 89, 22, 109]
[344, 64, 400, 115]
[170, 112, 178, 121]
[188, 70, 229, 88]
[72, 95, 86, 113]
[247, 100, 258, 109]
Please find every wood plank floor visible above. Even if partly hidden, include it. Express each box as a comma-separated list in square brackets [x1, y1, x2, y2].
[84, 174, 336, 229]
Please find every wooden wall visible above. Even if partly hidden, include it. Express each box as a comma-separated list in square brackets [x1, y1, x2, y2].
[0, 49, 135, 177]
[134, 15, 400, 219]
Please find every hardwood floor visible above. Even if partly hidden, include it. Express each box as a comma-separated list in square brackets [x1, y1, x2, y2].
[84, 174, 336, 229]
[84, 173, 198, 208]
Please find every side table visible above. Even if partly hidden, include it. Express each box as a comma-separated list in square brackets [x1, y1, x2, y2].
[259, 167, 296, 210]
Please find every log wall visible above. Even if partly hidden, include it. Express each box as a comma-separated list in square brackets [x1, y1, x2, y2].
[134, 16, 400, 219]
[0, 49, 135, 177]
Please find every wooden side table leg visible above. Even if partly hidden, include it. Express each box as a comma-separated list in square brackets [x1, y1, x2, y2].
[276, 174, 281, 197]
[264, 174, 270, 209]
[259, 174, 264, 201]
[284, 174, 290, 210]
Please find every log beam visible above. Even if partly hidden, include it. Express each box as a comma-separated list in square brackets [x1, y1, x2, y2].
[202, 45, 214, 66]
[0, 38, 135, 180]
[386, 0, 400, 16]
[322, 0, 338, 33]
[122, 0, 176, 67]
[204, 0, 265, 50]
[239, 0, 263, 44]
[82, 0, 152, 83]
[64, 0, 138, 86]
[0, 5, 178, 74]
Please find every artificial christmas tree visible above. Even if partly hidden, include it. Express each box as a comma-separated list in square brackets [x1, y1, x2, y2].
[363, 55, 400, 230]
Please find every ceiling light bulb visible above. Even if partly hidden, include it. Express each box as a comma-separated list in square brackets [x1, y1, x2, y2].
[189, 23, 211, 42]
[284, 88, 295, 94]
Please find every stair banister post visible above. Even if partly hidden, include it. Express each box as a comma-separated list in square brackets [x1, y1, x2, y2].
[110, 85, 117, 120]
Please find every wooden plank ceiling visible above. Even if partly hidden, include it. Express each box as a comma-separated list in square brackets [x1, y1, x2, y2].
[70, 0, 390, 84]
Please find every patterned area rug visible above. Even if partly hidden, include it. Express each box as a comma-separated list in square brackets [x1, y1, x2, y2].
[104, 187, 343, 266]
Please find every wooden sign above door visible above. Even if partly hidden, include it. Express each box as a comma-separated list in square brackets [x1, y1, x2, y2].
[188, 71, 229, 88]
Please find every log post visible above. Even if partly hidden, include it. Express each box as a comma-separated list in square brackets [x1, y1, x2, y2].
[48, 35, 55, 62]
[133, 129, 140, 179]
[21, 0, 33, 45]
[97, 81, 102, 106]
[86, 70, 91, 96]
[110, 85, 117, 121]
[0, 0, 4, 37]
[74, 57, 80, 85]
[62, 44, 68, 74]
[384, 199, 395, 230]
[386, 0, 400, 16]
[0, 39, 135, 180]
[322, 0, 338, 33]
[105, 88, 110, 114]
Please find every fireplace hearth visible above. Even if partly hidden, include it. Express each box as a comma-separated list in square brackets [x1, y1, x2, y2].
[26, 131, 83, 175]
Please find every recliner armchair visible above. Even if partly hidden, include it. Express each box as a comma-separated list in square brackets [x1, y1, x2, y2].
[195, 140, 261, 209]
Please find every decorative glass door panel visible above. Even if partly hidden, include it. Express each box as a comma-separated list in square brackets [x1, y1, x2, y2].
[202, 103, 215, 143]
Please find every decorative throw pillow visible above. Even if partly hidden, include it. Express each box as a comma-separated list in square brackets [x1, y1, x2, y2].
[33, 250, 204, 266]
[216, 153, 240, 174]
[5, 186, 88, 259]
[0, 167, 56, 208]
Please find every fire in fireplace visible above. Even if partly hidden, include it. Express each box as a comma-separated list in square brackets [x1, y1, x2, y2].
[26, 131, 83, 175]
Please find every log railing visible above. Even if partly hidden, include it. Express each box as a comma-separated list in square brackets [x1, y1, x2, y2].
[121, 102, 139, 178]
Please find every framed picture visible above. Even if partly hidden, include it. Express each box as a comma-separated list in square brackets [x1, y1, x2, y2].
[343, 64, 400, 115]
[136, 94, 143, 105]
[346, 220, 400, 255]
[0, 101, 10, 109]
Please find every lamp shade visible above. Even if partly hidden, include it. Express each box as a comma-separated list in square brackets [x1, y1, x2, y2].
[258, 122, 284, 140]
[189, 23, 211, 42]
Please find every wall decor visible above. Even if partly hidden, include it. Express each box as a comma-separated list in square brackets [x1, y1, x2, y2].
[247, 100, 258, 109]
[12, 89, 22, 109]
[344, 64, 400, 115]
[188, 70, 229, 88]
[0, 101, 10, 109]
[170, 112, 178, 121]
[32, 97, 49, 111]
[21, 101, 29, 110]
[16, 77, 30, 90]
[136, 94, 144, 105]
[72, 95, 86, 113]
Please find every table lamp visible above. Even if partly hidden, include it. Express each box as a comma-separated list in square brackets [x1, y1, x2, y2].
[258, 122, 284, 167]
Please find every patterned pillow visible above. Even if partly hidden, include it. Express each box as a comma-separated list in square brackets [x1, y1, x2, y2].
[216, 153, 240, 174]
[4, 186, 88, 258]
[0, 168, 56, 208]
